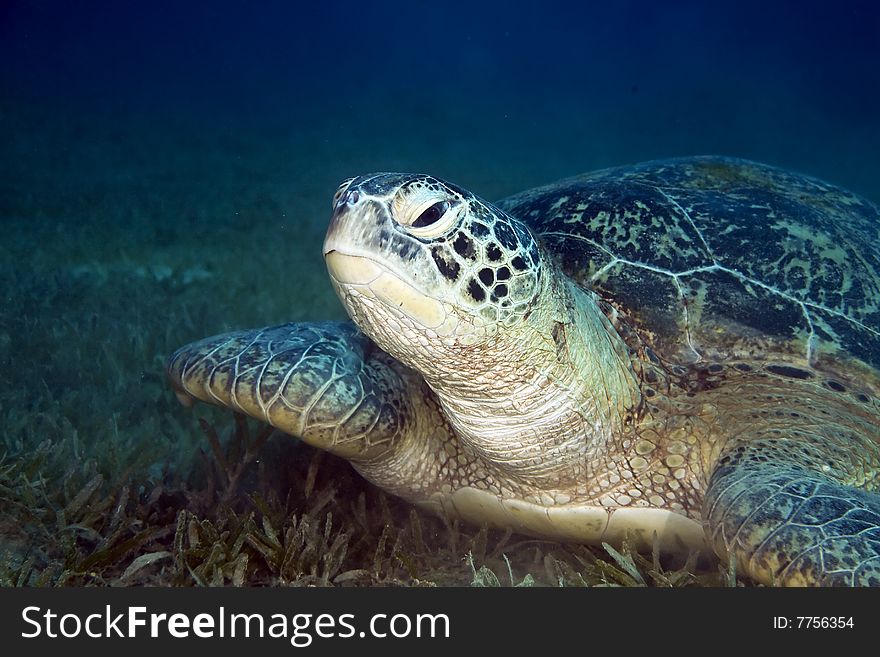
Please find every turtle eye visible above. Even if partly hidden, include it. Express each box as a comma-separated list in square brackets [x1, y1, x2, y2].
[392, 181, 461, 237]
[404, 198, 459, 238]
[412, 201, 450, 228]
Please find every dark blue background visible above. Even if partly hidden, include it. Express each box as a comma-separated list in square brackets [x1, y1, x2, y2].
[2, 0, 879, 198]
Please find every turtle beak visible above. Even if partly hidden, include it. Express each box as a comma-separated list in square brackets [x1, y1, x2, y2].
[322, 202, 385, 285]
[323, 207, 449, 330]
[322, 206, 346, 258]
[322, 189, 378, 256]
[324, 250, 383, 286]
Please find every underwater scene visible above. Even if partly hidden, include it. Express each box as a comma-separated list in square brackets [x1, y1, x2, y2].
[1, 0, 879, 586]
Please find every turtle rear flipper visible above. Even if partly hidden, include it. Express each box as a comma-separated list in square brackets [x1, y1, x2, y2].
[705, 439, 880, 586]
[166, 320, 420, 463]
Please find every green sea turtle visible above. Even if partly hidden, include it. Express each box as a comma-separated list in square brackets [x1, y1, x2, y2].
[166, 156, 880, 586]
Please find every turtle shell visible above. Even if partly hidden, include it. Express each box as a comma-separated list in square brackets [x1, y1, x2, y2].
[497, 156, 880, 384]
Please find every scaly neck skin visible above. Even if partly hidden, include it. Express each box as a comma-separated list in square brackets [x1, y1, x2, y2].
[425, 266, 642, 489]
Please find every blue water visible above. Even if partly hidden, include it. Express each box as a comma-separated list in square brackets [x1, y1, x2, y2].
[3, 0, 879, 201]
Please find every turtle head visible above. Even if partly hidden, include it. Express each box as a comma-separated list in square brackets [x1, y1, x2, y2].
[323, 173, 544, 367]
[324, 173, 639, 483]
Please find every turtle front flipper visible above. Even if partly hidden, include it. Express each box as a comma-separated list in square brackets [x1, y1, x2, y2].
[704, 438, 880, 586]
[166, 320, 428, 464]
